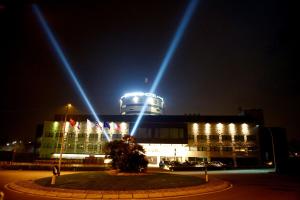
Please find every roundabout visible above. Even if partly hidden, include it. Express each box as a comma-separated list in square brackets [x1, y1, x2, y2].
[5, 170, 232, 199]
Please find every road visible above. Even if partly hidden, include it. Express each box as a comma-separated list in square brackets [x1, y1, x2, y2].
[0, 169, 299, 200]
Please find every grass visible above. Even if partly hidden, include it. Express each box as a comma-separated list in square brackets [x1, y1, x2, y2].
[35, 171, 204, 190]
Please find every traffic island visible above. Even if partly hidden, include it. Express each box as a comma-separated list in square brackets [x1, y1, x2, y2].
[6, 171, 232, 199]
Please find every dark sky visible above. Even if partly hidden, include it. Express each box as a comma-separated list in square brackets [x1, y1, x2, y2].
[0, 0, 297, 143]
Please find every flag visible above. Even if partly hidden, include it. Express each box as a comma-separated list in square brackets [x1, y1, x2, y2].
[115, 123, 120, 131]
[103, 121, 110, 129]
[95, 121, 102, 130]
[69, 118, 76, 127]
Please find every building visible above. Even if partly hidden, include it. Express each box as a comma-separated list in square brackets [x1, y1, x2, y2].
[120, 92, 164, 115]
[38, 112, 264, 167]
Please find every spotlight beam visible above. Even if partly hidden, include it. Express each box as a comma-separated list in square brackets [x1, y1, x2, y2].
[32, 5, 110, 141]
[130, 0, 199, 136]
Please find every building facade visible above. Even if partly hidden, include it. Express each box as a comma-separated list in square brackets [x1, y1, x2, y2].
[38, 114, 262, 167]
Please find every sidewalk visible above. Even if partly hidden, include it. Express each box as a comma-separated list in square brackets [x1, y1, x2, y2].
[5, 177, 232, 199]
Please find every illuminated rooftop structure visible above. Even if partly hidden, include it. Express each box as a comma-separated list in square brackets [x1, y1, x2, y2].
[120, 92, 164, 115]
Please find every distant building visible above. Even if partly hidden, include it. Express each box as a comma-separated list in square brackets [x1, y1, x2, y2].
[38, 112, 264, 167]
[119, 92, 164, 115]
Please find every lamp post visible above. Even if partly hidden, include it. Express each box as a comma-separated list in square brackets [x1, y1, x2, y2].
[58, 103, 72, 173]
[267, 128, 277, 172]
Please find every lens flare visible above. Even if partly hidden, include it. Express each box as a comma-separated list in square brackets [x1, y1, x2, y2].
[130, 0, 199, 136]
[32, 4, 110, 141]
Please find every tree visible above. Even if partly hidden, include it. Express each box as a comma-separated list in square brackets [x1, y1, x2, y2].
[104, 135, 148, 172]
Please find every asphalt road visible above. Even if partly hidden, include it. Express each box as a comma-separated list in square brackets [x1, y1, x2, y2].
[0, 170, 299, 200]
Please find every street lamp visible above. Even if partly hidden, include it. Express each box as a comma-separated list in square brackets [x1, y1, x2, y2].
[267, 128, 277, 172]
[58, 103, 72, 173]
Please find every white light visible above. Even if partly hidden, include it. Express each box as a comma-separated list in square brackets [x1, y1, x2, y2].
[133, 96, 139, 103]
[6, 143, 10, 146]
[121, 92, 164, 103]
[216, 123, 224, 134]
[205, 123, 211, 135]
[65, 121, 70, 132]
[241, 123, 249, 135]
[192, 123, 199, 135]
[120, 122, 127, 134]
[87, 119, 92, 134]
[229, 123, 236, 135]
[147, 97, 154, 105]
[52, 153, 105, 159]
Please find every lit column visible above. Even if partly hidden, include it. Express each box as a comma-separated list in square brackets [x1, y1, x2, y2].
[58, 103, 72, 173]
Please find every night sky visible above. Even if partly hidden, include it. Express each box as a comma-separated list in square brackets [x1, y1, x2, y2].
[0, 0, 297, 143]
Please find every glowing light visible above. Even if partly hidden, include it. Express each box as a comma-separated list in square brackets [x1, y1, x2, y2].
[86, 119, 93, 134]
[241, 123, 249, 135]
[32, 5, 110, 141]
[120, 122, 128, 134]
[147, 97, 154, 105]
[229, 123, 236, 135]
[65, 121, 70, 133]
[192, 123, 199, 135]
[52, 121, 59, 132]
[133, 96, 139, 103]
[130, 0, 199, 135]
[52, 153, 105, 159]
[205, 123, 211, 135]
[216, 123, 224, 134]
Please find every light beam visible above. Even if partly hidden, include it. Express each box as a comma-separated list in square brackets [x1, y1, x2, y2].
[32, 4, 110, 141]
[130, 0, 199, 136]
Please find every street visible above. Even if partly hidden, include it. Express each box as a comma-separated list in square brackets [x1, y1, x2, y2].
[0, 170, 299, 200]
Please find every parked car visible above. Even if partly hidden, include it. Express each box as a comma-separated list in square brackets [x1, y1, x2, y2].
[208, 161, 226, 168]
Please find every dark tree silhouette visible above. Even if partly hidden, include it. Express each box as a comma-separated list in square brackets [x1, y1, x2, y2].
[104, 135, 148, 172]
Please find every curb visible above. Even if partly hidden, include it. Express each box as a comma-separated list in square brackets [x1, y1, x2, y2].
[5, 179, 232, 199]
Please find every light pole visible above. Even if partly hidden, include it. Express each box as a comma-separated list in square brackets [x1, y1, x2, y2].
[267, 128, 277, 172]
[58, 103, 72, 173]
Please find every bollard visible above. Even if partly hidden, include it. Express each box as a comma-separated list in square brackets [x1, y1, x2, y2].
[204, 166, 209, 182]
[51, 165, 59, 185]
[0, 191, 4, 200]
[51, 175, 56, 185]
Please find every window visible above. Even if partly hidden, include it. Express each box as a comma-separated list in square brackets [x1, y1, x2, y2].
[197, 135, 207, 142]
[137, 128, 151, 138]
[197, 146, 207, 151]
[209, 135, 219, 141]
[223, 146, 233, 152]
[222, 135, 231, 141]
[45, 132, 53, 137]
[247, 135, 256, 142]
[78, 133, 86, 139]
[101, 134, 110, 141]
[67, 132, 75, 139]
[234, 135, 244, 142]
[89, 134, 98, 141]
[77, 144, 84, 150]
[210, 146, 221, 152]
[112, 134, 122, 140]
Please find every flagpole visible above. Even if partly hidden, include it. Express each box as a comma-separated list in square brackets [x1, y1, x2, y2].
[58, 104, 72, 173]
